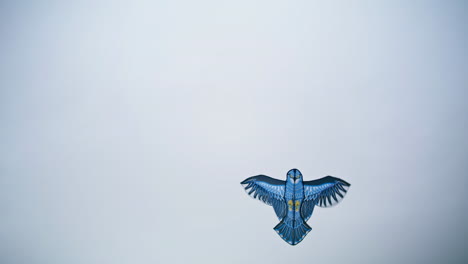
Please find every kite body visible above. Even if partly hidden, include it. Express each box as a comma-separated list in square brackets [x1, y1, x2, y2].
[241, 169, 350, 245]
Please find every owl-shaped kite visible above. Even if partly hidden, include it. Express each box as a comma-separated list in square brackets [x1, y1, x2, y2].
[241, 168, 350, 245]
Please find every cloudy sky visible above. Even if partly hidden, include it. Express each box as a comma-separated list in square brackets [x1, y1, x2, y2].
[1, 1, 467, 263]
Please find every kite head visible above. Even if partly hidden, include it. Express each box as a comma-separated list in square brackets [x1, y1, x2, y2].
[287, 168, 302, 183]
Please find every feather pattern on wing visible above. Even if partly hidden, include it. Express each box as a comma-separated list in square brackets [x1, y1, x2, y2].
[241, 175, 287, 220]
[303, 176, 351, 208]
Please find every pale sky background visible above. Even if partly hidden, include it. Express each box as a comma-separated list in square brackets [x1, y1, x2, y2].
[1, 1, 467, 263]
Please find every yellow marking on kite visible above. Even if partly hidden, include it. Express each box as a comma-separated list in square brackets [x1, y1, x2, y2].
[288, 200, 293, 211]
[295, 201, 300, 212]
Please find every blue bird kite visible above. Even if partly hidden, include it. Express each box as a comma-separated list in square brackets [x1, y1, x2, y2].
[241, 169, 350, 245]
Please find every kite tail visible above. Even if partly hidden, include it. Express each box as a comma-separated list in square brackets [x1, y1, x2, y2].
[274, 218, 311, 246]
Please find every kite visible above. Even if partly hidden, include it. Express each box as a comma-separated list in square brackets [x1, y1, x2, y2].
[241, 168, 351, 245]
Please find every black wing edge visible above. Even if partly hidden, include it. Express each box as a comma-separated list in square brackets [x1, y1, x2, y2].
[240, 175, 286, 185]
[303, 175, 351, 187]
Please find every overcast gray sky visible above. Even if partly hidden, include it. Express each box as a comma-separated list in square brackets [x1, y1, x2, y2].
[1, 1, 467, 263]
